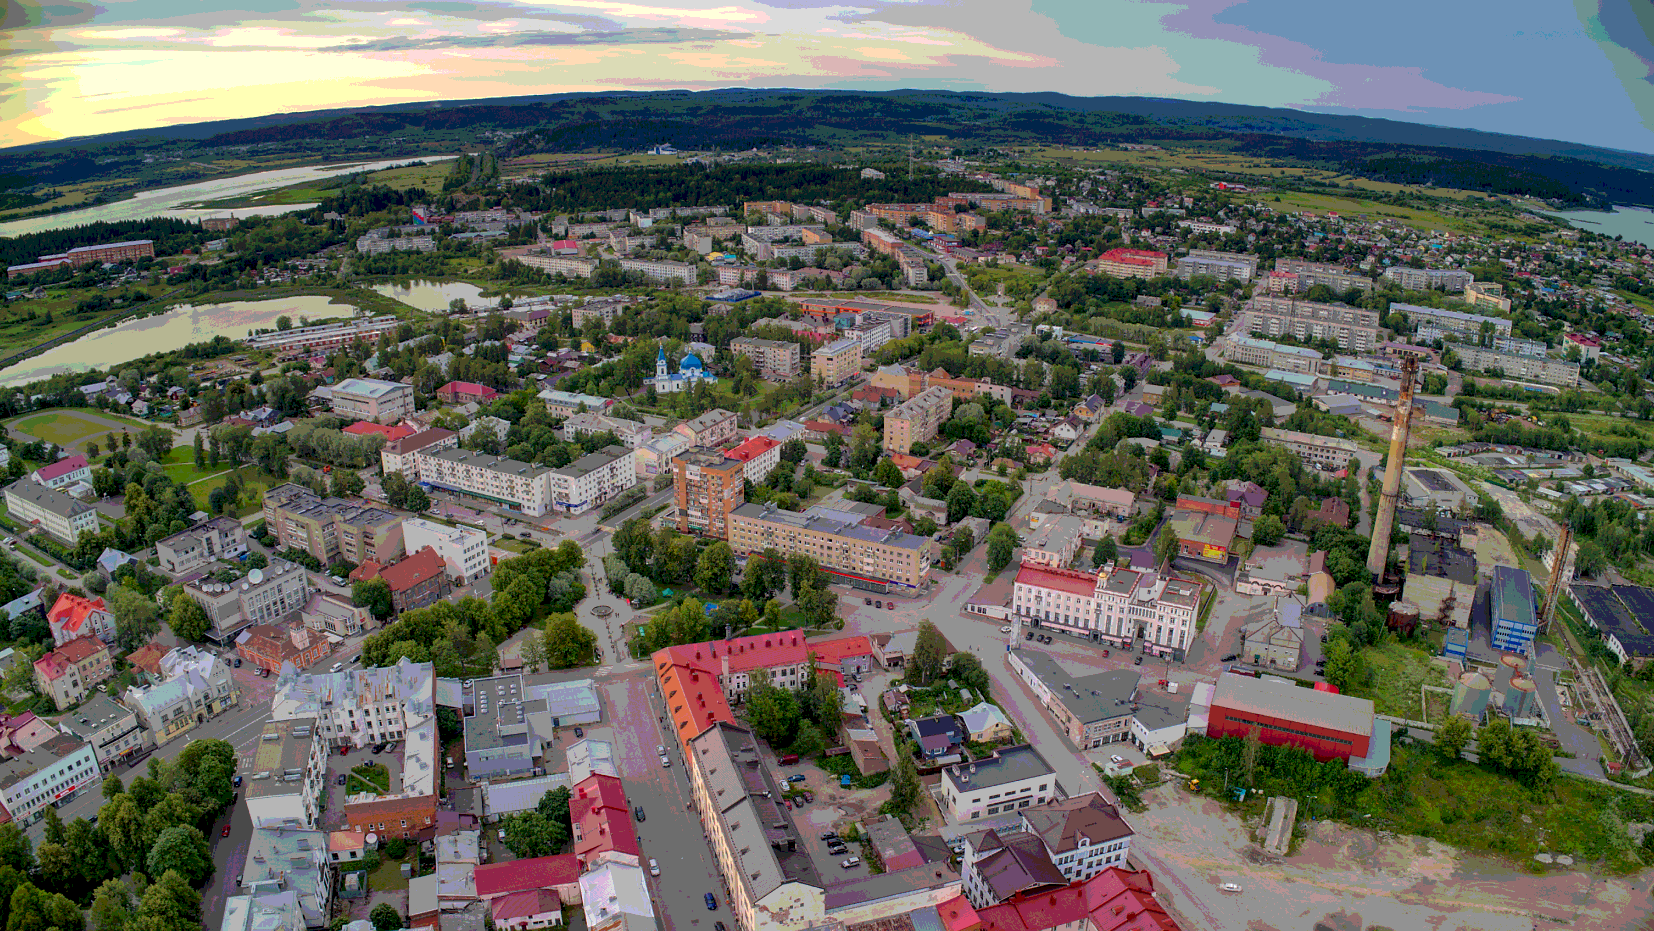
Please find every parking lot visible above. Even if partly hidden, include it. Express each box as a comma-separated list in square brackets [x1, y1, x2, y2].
[324, 743, 405, 829]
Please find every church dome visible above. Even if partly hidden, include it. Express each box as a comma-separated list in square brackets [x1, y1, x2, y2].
[680, 353, 703, 370]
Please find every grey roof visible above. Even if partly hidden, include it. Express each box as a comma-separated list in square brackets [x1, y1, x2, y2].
[553, 446, 631, 478]
[333, 377, 408, 398]
[689, 722, 821, 902]
[819, 863, 962, 911]
[244, 828, 329, 926]
[525, 678, 601, 718]
[1493, 565, 1536, 627]
[424, 446, 551, 478]
[4, 479, 92, 519]
[941, 744, 1055, 793]
[244, 719, 318, 800]
[732, 502, 929, 550]
[1211, 672, 1373, 738]
[463, 675, 538, 756]
[1014, 650, 1139, 726]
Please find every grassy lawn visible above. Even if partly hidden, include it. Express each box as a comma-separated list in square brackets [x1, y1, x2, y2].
[11, 409, 159, 450]
[1347, 642, 1451, 720]
[188, 468, 281, 516]
[494, 537, 540, 555]
[348, 762, 390, 795]
[366, 854, 410, 894]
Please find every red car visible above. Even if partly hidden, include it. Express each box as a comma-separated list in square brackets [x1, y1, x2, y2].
[221, 825, 232, 837]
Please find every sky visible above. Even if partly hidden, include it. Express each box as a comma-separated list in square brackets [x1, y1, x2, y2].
[3, 0, 1654, 153]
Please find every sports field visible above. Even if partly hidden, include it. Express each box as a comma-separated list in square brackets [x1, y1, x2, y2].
[9, 409, 158, 451]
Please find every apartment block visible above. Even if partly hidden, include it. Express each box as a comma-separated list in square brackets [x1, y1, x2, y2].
[1465, 281, 1513, 313]
[730, 337, 802, 380]
[940, 745, 1057, 823]
[263, 484, 405, 567]
[811, 337, 863, 386]
[561, 412, 652, 448]
[1259, 427, 1361, 469]
[1271, 259, 1373, 294]
[550, 446, 638, 516]
[270, 657, 434, 750]
[7, 239, 155, 278]
[1095, 249, 1168, 279]
[570, 299, 631, 329]
[1175, 250, 1256, 282]
[518, 253, 598, 278]
[960, 793, 1134, 906]
[156, 517, 249, 574]
[244, 316, 401, 357]
[539, 389, 612, 419]
[354, 546, 453, 615]
[883, 386, 953, 454]
[1391, 301, 1511, 340]
[1454, 345, 1581, 387]
[0, 734, 99, 825]
[379, 428, 458, 479]
[244, 718, 327, 829]
[184, 558, 314, 642]
[402, 518, 490, 583]
[331, 378, 415, 424]
[616, 257, 696, 286]
[62, 692, 145, 772]
[724, 435, 782, 483]
[673, 449, 746, 540]
[1220, 335, 1326, 375]
[1383, 266, 1473, 292]
[674, 409, 739, 448]
[728, 503, 934, 590]
[410, 447, 553, 516]
[1491, 335, 1549, 358]
[1243, 296, 1381, 353]
[4, 480, 98, 544]
[122, 645, 240, 746]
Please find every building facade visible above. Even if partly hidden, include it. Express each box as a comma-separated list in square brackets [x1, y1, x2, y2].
[1207, 673, 1374, 764]
[810, 338, 863, 386]
[244, 718, 327, 829]
[1383, 266, 1473, 291]
[379, 428, 459, 479]
[1259, 427, 1360, 470]
[1453, 346, 1580, 388]
[549, 447, 638, 516]
[47, 593, 117, 647]
[410, 447, 554, 516]
[4, 480, 98, 544]
[730, 338, 802, 380]
[156, 517, 249, 574]
[674, 450, 746, 540]
[675, 409, 739, 448]
[0, 734, 99, 825]
[728, 503, 934, 590]
[263, 484, 405, 568]
[1243, 296, 1381, 353]
[402, 518, 491, 583]
[238, 624, 332, 674]
[122, 645, 240, 746]
[940, 745, 1058, 822]
[883, 386, 952, 455]
[184, 559, 314, 642]
[33, 637, 113, 708]
[330, 378, 415, 424]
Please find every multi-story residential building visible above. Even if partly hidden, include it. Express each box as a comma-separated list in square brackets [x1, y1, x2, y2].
[240, 826, 334, 928]
[883, 386, 952, 454]
[1220, 335, 1326, 375]
[402, 518, 490, 584]
[59, 692, 145, 772]
[1453, 346, 1581, 387]
[238, 624, 331, 674]
[410, 447, 554, 516]
[263, 484, 405, 568]
[811, 338, 863, 386]
[244, 717, 327, 829]
[122, 645, 239, 745]
[1465, 281, 1513, 312]
[724, 435, 782, 483]
[8, 240, 156, 277]
[636, 431, 693, 478]
[549, 447, 638, 516]
[184, 558, 314, 642]
[356, 233, 436, 255]
[1095, 249, 1168, 279]
[4, 480, 98, 544]
[47, 592, 116, 647]
[156, 517, 248, 574]
[940, 744, 1058, 823]
[1021, 516, 1083, 569]
[379, 428, 458, 479]
[353, 546, 453, 615]
[330, 378, 415, 424]
[33, 636, 113, 708]
[221, 889, 309, 931]
[0, 733, 99, 824]
[561, 413, 652, 449]
[1259, 426, 1361, 470]
[579, 855, 655, 931]
[674, 409, 739, 448]
[616, 257, 696, 285]
[30, 455, 91, 491]
[300, 592, 370, 638]
[687, 722, 823, 931]
[730, 337, 802, 381]
[1243, 297, 1381, 353]
[1271, 259, 1373, 294]
[518, 253, 598, 278]
[960, 794, 1134, 906]
[1383, 266, 1474, 292]
[243, 316, 401, 356]
[1390, 301, 1511, 340]
[270, 657, 434, 750]
[1491, 335, 1549, 358]
[539, 389, 612, 419]
[728, 503, 934, 590]
[570, 299, 633, 329]
[1175, 250, 1255, 282]
[673, 449, 746, 540]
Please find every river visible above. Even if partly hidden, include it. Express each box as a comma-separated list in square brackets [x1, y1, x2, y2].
[1547, 205, 1654, 248]
[0, 157, 452, 239]
[0, 295, 357, 387]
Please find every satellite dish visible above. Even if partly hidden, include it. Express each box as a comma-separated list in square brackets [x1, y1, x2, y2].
[249, 568, 265, 584]
[365, 833, 378, 846]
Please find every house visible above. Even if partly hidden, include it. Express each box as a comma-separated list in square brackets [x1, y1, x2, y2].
[474, 855, 582, 906]
[960, 793, 1135, 906]
[96, 548, 136, 578]
[1225, 482, 1268, 519]
[1242, 600, 1304, 671]
[493, 890, 565, 930]
[436, 381, 500, 405]
[1052, 416, 1084, 443]
[958, 702, 1015, 744]
[47, 593, 116, 647]
[570, 773, 640, 868]
[352, 547, 453, 615]
[940, 744, 1058, 823]
[238, 623, 332, 674]
[579, 855, 654, 931]
[1073, 395, 1107, 422]
[1307, 497, 1351, 530]
[908, 714, 965, 760]
[30, 455, 92, 491]
[33, 636, 113, 707]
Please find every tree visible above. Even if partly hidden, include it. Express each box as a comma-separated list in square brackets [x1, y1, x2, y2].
[744, 678, 800, 747]
[1252, 515, 1285, 548]
[146, 825, 212, 887]
[352, 578, 394, 620]
[166, 594, 209, 642]
[695, 542, 733, 595]
[0, 825, 32, 875]
[192, 434, 204, 469]
[946, 482, 977, 525]
[789, 720, 827, 758]
[1153, 526, 1179, 567]
[1094, 536, 1118, 566]
[986, 523, 1019, 572]
[1576, 540, 1607, 578]
[948, 652, 990, 696]
[873, 459, 902, 488]
[90, 880, 136, 931]
[909, 621, 947, 686]
[136, 869, 199, 931]
[741, 550, 786, 603]
[543, 614, 597, 669]
[519, 636, 545, 674]
[1240, 727, 1261, 786]
[6, 882, 81, 931]
[887, 750, 921, 812]
[1436, 716, 1472, 760]
[109, 587, 160, 653]
[370, 904, 403, 931]
[1476, 717, 1515, 772]
[1321, 637, 1358, 692]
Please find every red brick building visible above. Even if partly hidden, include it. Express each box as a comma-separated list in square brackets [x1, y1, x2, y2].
[238, 623, 331, 673]
[342, 793, 438, 840]
[354, 546, 453, 616]
[436, 381, 500, 405]
[1207, 672, 1374, 763]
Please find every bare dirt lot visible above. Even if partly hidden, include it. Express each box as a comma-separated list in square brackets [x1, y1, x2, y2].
[1131, 785, 1654, 931]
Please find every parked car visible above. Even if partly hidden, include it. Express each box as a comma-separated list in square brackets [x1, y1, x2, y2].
[233, 775, 242, 787]
[233, 657, 242, 668]
[864, 598, 872, 605]
[222, 825, 232, 837]
[337, 774, 347, 785]
[1134, 655, 1143, 666]
[787, 774, 807, 783]
[634, 806, 645, 821]
[1219, 883, 1242, 893]
[820, 832, 840, 842]
[371, 744, 384, 755]
[802, 791, 814, 803]
[827, 845, 847, 856]
[705, 893, 718, 910]
[649, 859, 660, 876]
[1000, 626, 1012, 633]
[657, 745, 668, 756]
[779, 753, 799, 765]
[1025, 631, 1035, 640]
[841, 857, 862, 868]
[330, 662, 345, 673]
[661, 755, 671, 767]
[1221, 654, 1238, 662]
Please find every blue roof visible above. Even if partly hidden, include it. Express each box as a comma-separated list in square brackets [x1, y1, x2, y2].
[681, 353, 702, 369]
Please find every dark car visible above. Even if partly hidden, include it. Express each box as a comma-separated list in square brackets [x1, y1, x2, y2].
[337, 774, 347, 785]
[820, 832, 840, 842]
[864, 598, 872, 606]
[715, 923, 727, 931]
[371, 744, 384, 755]
[233, 775, 243, 788]
[574, 727, 584, 738]
[1221, 654, 1238, 662]
[1025, 631, 1035, 640]
[233, 658, 242, 668]
[802, 791, 814, 803]
[705, 893, 718, 911]
[634, 806, 645, 821]
[1134, 655, 1143, 666]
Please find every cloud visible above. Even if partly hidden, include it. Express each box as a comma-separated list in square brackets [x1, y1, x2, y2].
[332, 26, 745, 51]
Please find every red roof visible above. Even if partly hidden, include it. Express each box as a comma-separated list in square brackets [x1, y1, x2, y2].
[344, 422, 417, 441]
[440, 380, 499, 400]
[490, 890, 561, 923]
[473, 854, 580, 899]
[1015, 563, 1099, 599]
[377, 547, 447, 594]
[725, 436, 780, 463]
[806, 635, 874, 666]
[34, 455, 89, 483]
[48, 593, 107, 638]
[1099, 248, 1167, 264]
[655, 653, 734, 751]
[1566, 333, 1601, 347]
[35, 637, 105, 680]
[962, 869, 1181, 931]
[659, 630, 810, 677]
[571, 773, 639, 863]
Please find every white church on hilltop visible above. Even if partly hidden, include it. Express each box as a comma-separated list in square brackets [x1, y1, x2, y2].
[648, 345, 719, 394]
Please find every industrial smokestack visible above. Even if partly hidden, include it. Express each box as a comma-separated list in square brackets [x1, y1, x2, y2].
[1367, 356, 1418, 580]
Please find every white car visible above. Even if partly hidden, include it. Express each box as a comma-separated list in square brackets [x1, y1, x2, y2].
[840, 857, 861, 868]
[649, 858, 660, 876]
[661, 755, 671, 768]
[1110, 755, 1127, 766]
[1219, 883, 1242, 893]
[1000, 626, 1013, 633]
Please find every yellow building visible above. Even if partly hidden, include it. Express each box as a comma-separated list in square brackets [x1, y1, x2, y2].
[728, 503, 934, 590]
[810, 337, 863, 386]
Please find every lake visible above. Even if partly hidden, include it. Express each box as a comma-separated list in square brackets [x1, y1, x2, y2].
[371, 280, 488, 313]
[0, 295, 357, 387]
[1547, 205, 1654, 248]
[0, 157, 452, 238]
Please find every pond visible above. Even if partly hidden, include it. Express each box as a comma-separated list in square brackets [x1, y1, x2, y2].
[0, 294, 357, 387]
[370, 280, 488, 313]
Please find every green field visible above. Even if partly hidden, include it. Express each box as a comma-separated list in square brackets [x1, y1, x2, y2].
[188, 469, 278, 517]
[10, 409, 159, 451]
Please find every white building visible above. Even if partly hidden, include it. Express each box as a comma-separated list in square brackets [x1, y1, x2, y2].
[330, 378, 415, 424]
[4, 480, 98, 544]
[616, 257, 696, 286]
[156, 517, 249, 574]
[550, 447, 638, 516]
[940, 745, 1058, 824]
[402, 518, 491, 584]
[244, 718, 327, 830]
[1013, 563, 1201, 659]
[562, 413, 652, 449]
[960, 793, 1133, 906]
[379, 428, 459, 480]
[220, 889, 308, 931]
[580, 855, 655, 931]
[647, 347, 718, 394]
[60, 692, 147, 773]
[270, 658, 435, 750]
[0, 733, 99, 826]
[411, 447, 553, 517]
[123, 644, 241, 746]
